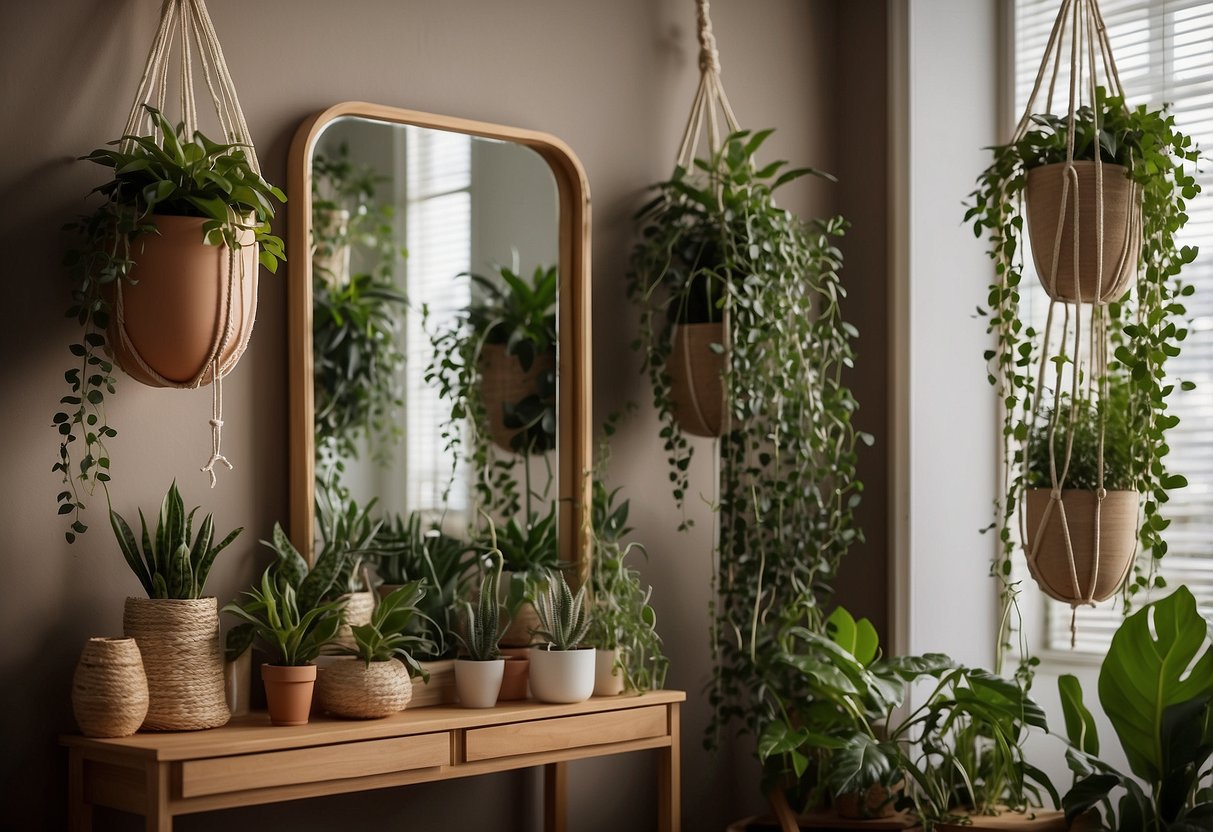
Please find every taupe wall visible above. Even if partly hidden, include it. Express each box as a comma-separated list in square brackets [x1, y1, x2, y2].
[0, 1, 888, 829]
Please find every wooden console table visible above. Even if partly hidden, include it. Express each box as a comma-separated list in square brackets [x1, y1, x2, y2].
[63, 690, 684, 832]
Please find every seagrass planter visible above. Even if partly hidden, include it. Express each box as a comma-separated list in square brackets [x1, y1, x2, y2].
[108, 215, 258, 387]
[668, 321, 726, 437]
[1024, 162, 1141, 304]
[478, 342, 556, 453]
[1025, 488, 1138, 604]
[123, 597, 229, 731]
[317, 657, 413, 719]
[329, 590, 375, 654]
[72, 637, 149, 738]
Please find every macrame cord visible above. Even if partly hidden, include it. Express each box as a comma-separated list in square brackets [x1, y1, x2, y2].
[1013, 0, 1141, 646]
[115, 0, 261, 486]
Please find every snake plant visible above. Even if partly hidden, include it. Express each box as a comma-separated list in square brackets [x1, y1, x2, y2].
[532, 570, 592, 651]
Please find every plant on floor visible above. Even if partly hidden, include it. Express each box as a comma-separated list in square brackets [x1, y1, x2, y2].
[109, 481, 242, 600]
[222, 568, 345, 667]
[456, 552, 506, 662]
[1058, 585, 1213, 831]
[55, 105, 286, 543]
[342, 581, 435, 678]
[533, 569, 592, 651]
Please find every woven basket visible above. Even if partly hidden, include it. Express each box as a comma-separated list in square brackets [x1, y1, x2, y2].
[317, 657, 413, 719]
[123, 597, 229, 730]
[329, 591, 375, 653]
[72, 637, 149, 738]
[1025, 162, 1141, 305]
[478, 342, 556, 453]
[668, 321, 726, 437]
[1026, 488, 1138, 604]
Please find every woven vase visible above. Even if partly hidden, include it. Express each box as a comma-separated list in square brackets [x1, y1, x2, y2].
[1025, 162, 1141, 305]
[72, 637, 149, 738]
[668, 321, 726, 437]
[478, 342, 556, 453]
[317, 657, 413, 719]
[123, 597, 230, 730]
[1026, 489, 1139, 604]
[329, 591, 375, 653]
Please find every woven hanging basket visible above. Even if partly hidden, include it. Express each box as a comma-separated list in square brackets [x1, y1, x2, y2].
[478, 343, 556, 453]
[317, 657, 413, 719]
[123, 597, 229, 730]
[1025, 162, 1141, 304]
[110, 216, 258, 387]
[72, 637, 149, 738]
[1026, 488, 1138, 604]
[668, 321, 727, 437]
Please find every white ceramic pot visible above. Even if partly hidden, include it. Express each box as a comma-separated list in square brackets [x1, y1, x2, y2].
[529, 646, 596, 704]
[594, 647, 625, 697]
[454, 659, 504, 708]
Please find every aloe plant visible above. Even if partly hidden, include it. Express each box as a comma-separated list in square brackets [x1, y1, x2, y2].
[456, 553, 506, 661]
[222, 568, 344, 667]
[532, 570, 591, 651]
[109, 481, 242, 600]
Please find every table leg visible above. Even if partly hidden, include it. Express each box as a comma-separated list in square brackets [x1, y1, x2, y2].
[659, 702, 681, 832]
[68, 749, 92, 832]
[146, 761, 171, 832]
[543, 761, 567, 832]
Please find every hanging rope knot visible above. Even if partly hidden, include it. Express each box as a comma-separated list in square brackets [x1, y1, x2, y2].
[200, 453, 232, 488]
[695, 0, 722, 74]
[1050, 488, 1063, 501]
[1095, 487, 1107, 500]
[209, 418, 224, 429]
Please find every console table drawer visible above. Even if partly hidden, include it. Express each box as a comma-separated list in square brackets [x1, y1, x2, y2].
[465, 705, 668, 762]
[180, 732, 450, 797]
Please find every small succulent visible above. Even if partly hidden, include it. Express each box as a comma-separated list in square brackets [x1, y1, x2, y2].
[109, 481, 242, 600]
[532, 569, 592, 651]
[457, 552, 507, 661]
[222, 568, 345, 667]
[345, 581, 436, 679]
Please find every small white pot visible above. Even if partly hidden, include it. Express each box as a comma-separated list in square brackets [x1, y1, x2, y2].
[455, 659, 504, 708]
[594, 647, 625, 697]
[529, 646, 596, 704]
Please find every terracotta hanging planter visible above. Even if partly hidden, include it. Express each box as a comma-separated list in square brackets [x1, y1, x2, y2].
[478, 342, 556, 453]
[1025, 488, 1138, 604]
[108, 215, 258, 387]
[71, 637, 149, 738]
[262, 664, 318, 726]
[317, 657, 413, 719]
[1024, 162, 1141, 304]
[668, 321, 727, 437]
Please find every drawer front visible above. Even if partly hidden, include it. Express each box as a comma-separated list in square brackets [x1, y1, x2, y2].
[181, 732, 450, 798]
[465, 705, 668, 762]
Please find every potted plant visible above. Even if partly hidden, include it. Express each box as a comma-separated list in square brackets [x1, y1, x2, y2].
[1058, 585, 1213, 831]
[529, 570, 595, 704]
[586, 480, 668, 696]
[968, 85, 1198, 626]
[454, 553, 507, 708]
[489, 506, 562, 648]
[55, 105, 286, 541]
[313, 483, 383, 651]
[317, 581, 436, 719]
[222, 568, 345, 726]
[111, 480, 242, 731]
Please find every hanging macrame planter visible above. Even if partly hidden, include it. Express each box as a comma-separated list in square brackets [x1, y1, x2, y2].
[112, 0, 267, 484]
[1015, 0, 1142, 611]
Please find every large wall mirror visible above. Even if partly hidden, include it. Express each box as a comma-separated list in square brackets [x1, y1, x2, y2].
[287, 104, 591, 620]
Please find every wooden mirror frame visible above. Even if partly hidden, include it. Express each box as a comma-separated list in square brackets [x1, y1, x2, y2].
[286, 102, 592, 575]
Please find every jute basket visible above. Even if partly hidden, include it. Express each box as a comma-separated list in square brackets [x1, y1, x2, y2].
[72, 637, 149, 738]
[1026, 488, 1138, 604]
[668, 321, 726, 437]
[1025, 161, 1141, 305]
[478, 342, 556, 453]
[329, 591, 375, 653]
[123, 597, 229, 730]
[317, 657, 413, 719]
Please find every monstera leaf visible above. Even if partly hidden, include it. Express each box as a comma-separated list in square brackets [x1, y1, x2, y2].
[1099, 586, 1213, 784]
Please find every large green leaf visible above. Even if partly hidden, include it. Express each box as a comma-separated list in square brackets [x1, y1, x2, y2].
[825, 733, 898, 795]
[1059, 674, 1100, 756]
[1099, 586, 1213, 783]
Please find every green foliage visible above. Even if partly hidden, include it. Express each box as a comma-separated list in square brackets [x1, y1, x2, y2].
[1026, 393, 1133, 492]
[488, 505, 562, 621]
[55, 105, 286, 542]
[532, 569, 592, 651]
[222, 568, 344, 667]
[314, 478, 382, 596]
[109, 481, 242, 600]
[457, 551, 506, 661]
[1059, 587, 1213, 830]
[968, 87, 1199, 640]
[311, 144, 407, 461]
[344, 581, 436, 678]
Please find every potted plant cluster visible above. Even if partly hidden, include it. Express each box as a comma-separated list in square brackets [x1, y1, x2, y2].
[529, 570, 595, 705]
[112, 481, 242, 731]
[55, 105, 286, 541]
[317, 581, 435, 719]
[454, 553, 508, 709]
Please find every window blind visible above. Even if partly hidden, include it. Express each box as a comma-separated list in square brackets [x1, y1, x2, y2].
[1012, 0, 1213, 649]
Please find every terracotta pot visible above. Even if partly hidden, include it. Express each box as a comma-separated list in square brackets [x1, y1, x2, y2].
[455, 658, 504, 708]
[108, 215, 258, 386]
[936, 808, 1066, 830]
[529, 646, 595, 704]
[668, 321, 727, 437]
[594, 647, 625, 697]
[835, 783, 898, 819]
[72, 637, 149, 738]
[478, 342, 556, 453]
[1025, 161, 1141, 304]
[1026, 488, 1138, 603]
[123, 597, 229, 730]
[317, 657, 413, 719]
[498, 655, 530, 701]
[262, 664, 318, 726]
